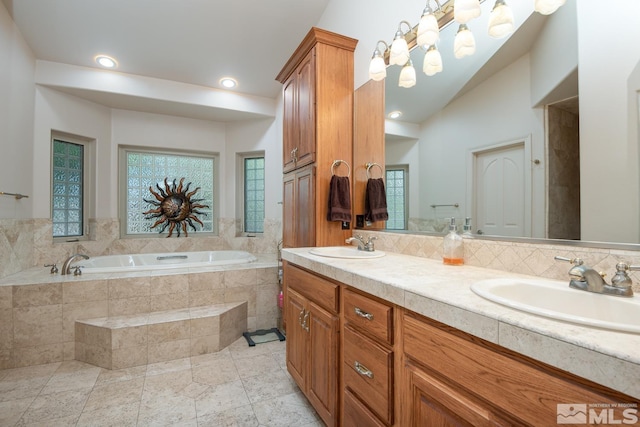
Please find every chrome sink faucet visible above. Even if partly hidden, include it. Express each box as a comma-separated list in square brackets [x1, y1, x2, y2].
[554, 256, 637, 297]
[61, 253, 89, 275]
[346, 234, 378, 252]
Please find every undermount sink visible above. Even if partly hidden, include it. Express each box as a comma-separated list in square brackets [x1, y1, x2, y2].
[308, 246, 386, 259]
[471, 278, 640, 333]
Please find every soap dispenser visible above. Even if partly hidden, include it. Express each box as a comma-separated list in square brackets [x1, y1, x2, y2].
[443, 217, 464, 265]
[462, 217, 474, 238]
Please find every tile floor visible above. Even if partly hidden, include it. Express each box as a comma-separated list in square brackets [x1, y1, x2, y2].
[0, 338, 323, 426]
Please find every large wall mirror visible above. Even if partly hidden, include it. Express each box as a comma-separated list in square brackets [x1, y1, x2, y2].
[380, 0, 640, 245]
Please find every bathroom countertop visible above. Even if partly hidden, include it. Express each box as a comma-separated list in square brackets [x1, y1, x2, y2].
[282, 247, 640, 399]
[0, 253, 278, 286]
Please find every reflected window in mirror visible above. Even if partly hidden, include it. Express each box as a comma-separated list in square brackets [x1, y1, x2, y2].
[385, 165, 409, 230]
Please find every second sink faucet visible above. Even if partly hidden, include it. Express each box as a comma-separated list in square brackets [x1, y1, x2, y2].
[346, 235, 378, 252]
[61, 253, 90, 275]
[554, 256, 637, 297]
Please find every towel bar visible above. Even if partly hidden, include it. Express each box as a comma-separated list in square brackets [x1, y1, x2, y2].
[365, 162, 384, 179]
[430, 203, 459, 208]
[331, 160, 351, 177]
[0, 191, 29, 200]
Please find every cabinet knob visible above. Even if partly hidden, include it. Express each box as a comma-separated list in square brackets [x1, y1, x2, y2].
[354, 307, 374, 321]
[354, 361, 374, 379]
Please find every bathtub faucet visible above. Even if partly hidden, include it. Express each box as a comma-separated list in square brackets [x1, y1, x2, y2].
[61, 254, 90, 275]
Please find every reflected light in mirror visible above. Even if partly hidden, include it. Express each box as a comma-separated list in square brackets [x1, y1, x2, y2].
[417, 4, 440, 46]
[423, 45, 444, 76]
[453, 24, 476, 58]
[488, 0, 515, 38]
[535, 0, 566, 15]
[399, 61, 417, 88]
[454, 0, 482, 24]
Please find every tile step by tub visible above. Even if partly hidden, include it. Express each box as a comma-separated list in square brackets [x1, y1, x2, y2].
[74, 301, 248, 370]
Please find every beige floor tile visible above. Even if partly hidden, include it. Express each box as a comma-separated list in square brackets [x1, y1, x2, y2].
[83, 377, 144, 412]
[18, 388, 89, 425]
[137, 391, 196, 426]
[194, 379, 250, 418]
[94, 365, 147, 386]
[145, 356, 191, 377]
[241, 369, 297, 404]
[0, 396, 34, 426]
[39, 366, 101, 395]
[196, 404, 259, 427]
[75, 402, 140, 427]
[233, 353, 281, 380]
[251, 391, 321, 427]
[0, 376, 50, 402]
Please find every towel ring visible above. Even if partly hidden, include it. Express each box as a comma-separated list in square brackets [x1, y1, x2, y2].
[331, 160, 351, 177]
[365, 162, 384, 179]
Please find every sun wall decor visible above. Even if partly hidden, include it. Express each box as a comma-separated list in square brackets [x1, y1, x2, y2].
[143, 177, 209, 237]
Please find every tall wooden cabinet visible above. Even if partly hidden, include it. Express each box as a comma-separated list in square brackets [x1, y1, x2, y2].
[277, 27, 358, 248]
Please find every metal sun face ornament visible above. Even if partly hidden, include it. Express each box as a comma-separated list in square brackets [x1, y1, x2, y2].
[143, 177, 209, 237]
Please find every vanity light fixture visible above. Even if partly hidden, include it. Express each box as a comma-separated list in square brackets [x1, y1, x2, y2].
[454, 0, 482, 24]
[95, 55, 117, 68]
[534, 0, 566, 15]
[220, 77, 237, 89]
[398, 60, 417, 88]
[368, 0, 566, 85]
[423, 44, 443, 76]
[488, 0, 514, 38]
[417, 1, 441, 47]
[389, 21, 413, 66]
[369, 41, 389, 81]
[454, 24, 476, 58]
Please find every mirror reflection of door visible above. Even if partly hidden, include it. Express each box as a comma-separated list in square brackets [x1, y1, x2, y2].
[473, 141, 530, 237]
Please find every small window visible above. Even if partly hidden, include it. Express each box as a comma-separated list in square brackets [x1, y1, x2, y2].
[385, 165, 408, 230]
[52, 138, 85, 238]
[121, 148, 217, 237]
[241, 155, 265, 234]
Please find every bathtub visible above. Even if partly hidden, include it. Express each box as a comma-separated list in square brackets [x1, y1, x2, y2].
[75, 250, 257, 274]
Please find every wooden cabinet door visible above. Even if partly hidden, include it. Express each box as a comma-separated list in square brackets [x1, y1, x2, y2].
[295, 49, 316, 169]
[307, 300, 339, 427]
[282, 173, 295, 248]
[406, 362, 511, 427]
[285, 288, 307, 391]
[294, 166, 315, 247]
[282, 76, 297, 173]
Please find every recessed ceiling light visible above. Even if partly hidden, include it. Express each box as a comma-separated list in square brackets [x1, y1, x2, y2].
[388, 111, 403, 119]
[95, 55, 117, 68]
[220, 78, 237, 89]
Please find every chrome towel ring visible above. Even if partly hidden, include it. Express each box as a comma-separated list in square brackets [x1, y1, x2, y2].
[365, 162, 384, 179]
[331, 160, 351, 177]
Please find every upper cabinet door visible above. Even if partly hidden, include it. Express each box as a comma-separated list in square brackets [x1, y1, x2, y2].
[282, 49, 316, 174]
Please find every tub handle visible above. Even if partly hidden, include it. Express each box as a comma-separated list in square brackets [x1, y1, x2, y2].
[156, 255, 188, 261]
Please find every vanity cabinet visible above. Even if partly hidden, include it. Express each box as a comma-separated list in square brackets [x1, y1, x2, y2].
[283, 262, 340, 427]
[342, 288, 395, 426]
[400, 311, 636, 426]
[277, 27, 357, 248]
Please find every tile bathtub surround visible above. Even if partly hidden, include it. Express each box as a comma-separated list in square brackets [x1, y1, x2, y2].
[0, 338, 323, 427]
[0, 259, 280, 370]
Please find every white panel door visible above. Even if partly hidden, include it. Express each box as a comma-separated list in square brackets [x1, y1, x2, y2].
[474, 143, 527, 237]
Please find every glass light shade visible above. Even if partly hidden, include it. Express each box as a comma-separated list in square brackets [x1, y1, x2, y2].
[454, 24, 476, 59]
[398, 61, 417, 88]
[417, 11, 439, 47]
[488, 0, 514, 39]
[423, 45, 443, 76]
[454, 0, 481, 24]
[369, 55, 387, 81]
[534, 0, 566, 15]
[389, 31, 410, 66]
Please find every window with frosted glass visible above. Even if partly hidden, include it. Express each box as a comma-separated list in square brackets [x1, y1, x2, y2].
[244, 156, 265, 233]
[385, 168, 407, 230]
[125, 151, 215, 235]
[52, 140, 84, 237]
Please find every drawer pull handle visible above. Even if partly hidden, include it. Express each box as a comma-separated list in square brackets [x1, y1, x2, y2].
[354, 307, 374, 321]
[354, 361, 374, 379]
[298, 309, 305, 327]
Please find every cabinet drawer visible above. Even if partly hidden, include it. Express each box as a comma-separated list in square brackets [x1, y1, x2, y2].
[343, 389, 386, 427]
[285, 263, 339, 314]
[343, 326, 393, 424]
[344, 288, 393, 345]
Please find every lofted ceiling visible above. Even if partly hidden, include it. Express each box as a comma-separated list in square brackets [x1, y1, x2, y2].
[3, 0, 331, 121]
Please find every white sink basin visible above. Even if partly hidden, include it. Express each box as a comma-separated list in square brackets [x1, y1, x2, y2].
[471, 278, 640, 333]
[308, 246, 386, 259]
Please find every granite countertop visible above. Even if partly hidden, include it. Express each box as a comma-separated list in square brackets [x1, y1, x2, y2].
[282, 247, 640, 399]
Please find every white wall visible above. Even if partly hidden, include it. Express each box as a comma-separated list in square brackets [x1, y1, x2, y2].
[577, 0, 640, 243]
[417, 54, 546, 237]
[385, 138, 420, 218]
[0, 2, 35, 219]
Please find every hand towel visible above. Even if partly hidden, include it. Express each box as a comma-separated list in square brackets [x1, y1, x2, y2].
[365, 178, 389, 222]
[327, 175, 352, 222]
